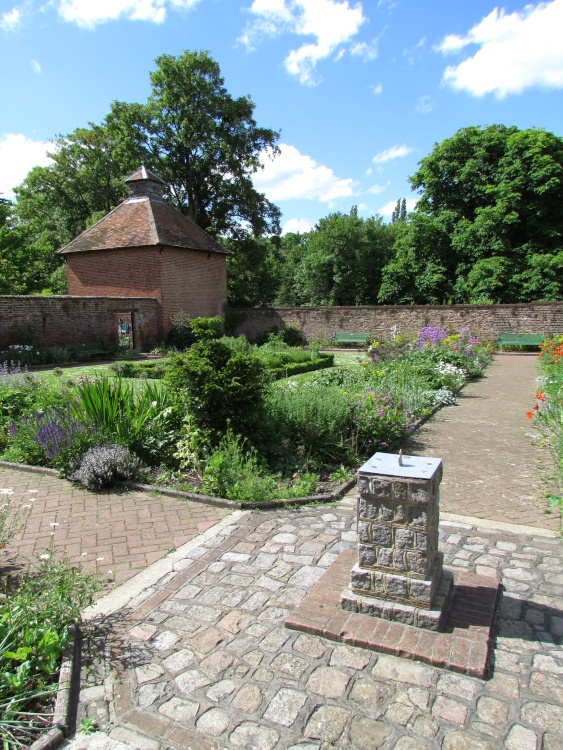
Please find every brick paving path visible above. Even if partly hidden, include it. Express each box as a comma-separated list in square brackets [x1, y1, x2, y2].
[0, 467, 230, 586]
[66, 505, 563, 750]
[404, 353, 560, 531]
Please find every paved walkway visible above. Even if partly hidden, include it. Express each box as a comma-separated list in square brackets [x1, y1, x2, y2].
[1, 352, 561, 748]
[67, 505, 562, 750]
[404, 353, 560, 531]
[0, 467, 230, 585]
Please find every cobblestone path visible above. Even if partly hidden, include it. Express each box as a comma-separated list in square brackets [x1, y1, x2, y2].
[404, 353, 560, 531]
[68, 504, 563, 750]
[0, 467, 230, 586]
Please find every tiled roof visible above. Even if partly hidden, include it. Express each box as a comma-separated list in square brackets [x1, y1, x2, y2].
[125, 166, 165, 184]
[59, 196, 229, 255]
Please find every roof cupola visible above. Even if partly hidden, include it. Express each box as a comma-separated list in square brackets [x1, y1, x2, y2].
[125, 165, 166, 201]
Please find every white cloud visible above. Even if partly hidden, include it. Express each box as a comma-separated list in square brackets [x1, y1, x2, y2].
[372, 144, 413, 164]
[254, 142, 354, 202]
[350, 39, 378, 61]
[0, 6, 21, 31]
[30, 59, 41, 74]
[282, 217, 313, 234]
[367, 182, 387, 194]
[437, 0, 563, 98]
[415, 94, 432, 113]
[371, 82, 383, 94]
[0, 133, 52, 198]
[57, 0, 200, 28]
[378, 197, 417, 217]
[403, 36, 426, 64]
[240, 0, 367, 85]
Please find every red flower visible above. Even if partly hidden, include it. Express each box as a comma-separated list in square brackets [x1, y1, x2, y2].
[526, 411, 534, 419]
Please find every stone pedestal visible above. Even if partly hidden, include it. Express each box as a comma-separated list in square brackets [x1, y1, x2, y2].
[341, 452, 453, 631]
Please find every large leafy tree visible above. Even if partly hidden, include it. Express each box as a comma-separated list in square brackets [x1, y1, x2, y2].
[276, 209, 395, 306]
[380, 125, 563, 304]
[0, 199, 63, 294]
[13, 50, 280, 276]
[105, 51, 281, 237]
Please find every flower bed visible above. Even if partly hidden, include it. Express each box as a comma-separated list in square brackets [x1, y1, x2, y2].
[0, 327, 492, 506]
[526, 338, 563, 523]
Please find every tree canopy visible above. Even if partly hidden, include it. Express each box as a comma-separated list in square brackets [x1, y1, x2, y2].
[10, 50, 281, 293]
[379, 125, 563, 304]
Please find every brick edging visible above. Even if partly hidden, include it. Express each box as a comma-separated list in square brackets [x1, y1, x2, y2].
[29, 625, 79, 750]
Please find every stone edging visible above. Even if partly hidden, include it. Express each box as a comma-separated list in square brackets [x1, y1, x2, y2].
[28, 625, 78, 750]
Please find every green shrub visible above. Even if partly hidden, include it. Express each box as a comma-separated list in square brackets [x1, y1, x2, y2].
[190, 316, 223, 341]
[166, 312, 223, 350]
[252, 325, 306, 347]
[200, 430, 318, 504]
[165, 340, 268, 435]
[267, 355, 334, 380]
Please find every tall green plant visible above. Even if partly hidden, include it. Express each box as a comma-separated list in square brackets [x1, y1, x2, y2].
[72, 376, 173, 453]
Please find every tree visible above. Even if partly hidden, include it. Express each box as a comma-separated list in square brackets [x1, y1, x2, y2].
[14, 50, 281, 264]
[105, 50, 280, 237]
[225, 233, 281, 307]
[381, 125, 563, 304]
[0, 199, 62, 294]
[276, 209, 395, 306]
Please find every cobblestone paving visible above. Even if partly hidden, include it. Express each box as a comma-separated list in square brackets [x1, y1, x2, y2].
[68, 502, 563, 750]
[0, 467, 230, 586]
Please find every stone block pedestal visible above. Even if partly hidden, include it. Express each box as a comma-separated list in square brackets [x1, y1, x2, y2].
[340, 452, 453, 631]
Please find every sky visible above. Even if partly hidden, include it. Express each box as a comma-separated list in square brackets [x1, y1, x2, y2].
[1, 0, 563, 234]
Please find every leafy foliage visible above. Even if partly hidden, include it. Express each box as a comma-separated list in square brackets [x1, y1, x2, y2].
[165, 339, 268, 435]
[1, 551, 100, 748]
[380, 125, 563, 304]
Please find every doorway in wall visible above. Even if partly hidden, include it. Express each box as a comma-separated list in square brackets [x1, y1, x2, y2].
[117, 312, 134, 351]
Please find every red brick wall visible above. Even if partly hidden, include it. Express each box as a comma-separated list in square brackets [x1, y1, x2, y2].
[160, 248, 227, 336]
[65, 246, 227, 338]
[228, 303, 563, 341]
[66, 247, 163, 302]
[0, 297, 159, 351]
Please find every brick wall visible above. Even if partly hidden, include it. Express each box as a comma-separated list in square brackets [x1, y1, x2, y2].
[227, 303, 563, 341]
[66, 246, 227, 338]
[66, 247, 163, 301]
[160, 249, 227, 337]
[0, 296, 159, 351]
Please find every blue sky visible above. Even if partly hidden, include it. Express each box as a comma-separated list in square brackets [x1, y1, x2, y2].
[1, 0, 563, 234]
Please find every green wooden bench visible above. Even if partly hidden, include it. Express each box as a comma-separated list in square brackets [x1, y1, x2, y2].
[66, 342, 113, 360]
[497, 333, 545, 348]
[333, 332, 370, 346]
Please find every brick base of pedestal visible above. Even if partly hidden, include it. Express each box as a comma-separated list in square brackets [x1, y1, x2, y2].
[285, 550, 500, 678]
[341, 567, 454, 631]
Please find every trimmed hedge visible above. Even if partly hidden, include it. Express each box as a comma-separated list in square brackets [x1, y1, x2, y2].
[110, 360, 167, 378]
[111, 354, 334, 381]
[269, 354, 334, 380]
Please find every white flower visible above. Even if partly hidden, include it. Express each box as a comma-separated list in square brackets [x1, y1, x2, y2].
[0, 489, 14, 495]
[81, 552, 88, 556]
[28, 490, 39, 493]
[50, 522, 59, 527]
[96, 557, 104, 562]
[39, 553, 50, 560]
[21, 504, 31, 509]
[151, 401, 157, 407]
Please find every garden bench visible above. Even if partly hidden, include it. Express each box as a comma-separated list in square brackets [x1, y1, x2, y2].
[497, 333, 545, 348]
[66, 342, 113, 360]
[333, 332, 370, 346]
